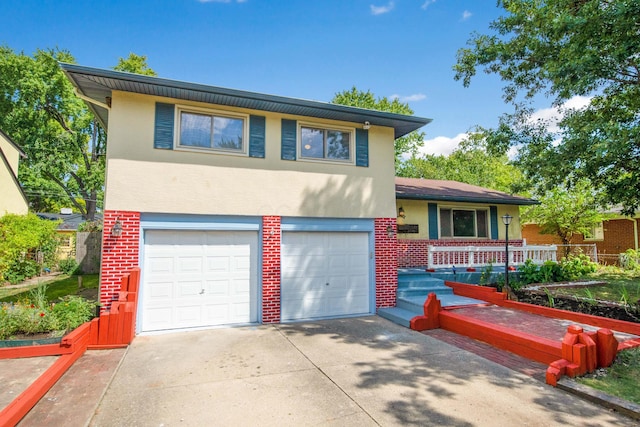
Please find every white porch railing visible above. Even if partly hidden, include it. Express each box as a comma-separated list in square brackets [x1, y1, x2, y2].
[427, 245, 557, 269]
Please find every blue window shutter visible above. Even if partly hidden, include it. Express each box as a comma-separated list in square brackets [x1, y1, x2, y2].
[281, 119, 297, 160]
[154, 103, 175, 150]
[428, 203, 439, 239]
[355, 129, 369, 167]
[249, 115, 266, 158]
[490, 206, 498, 239]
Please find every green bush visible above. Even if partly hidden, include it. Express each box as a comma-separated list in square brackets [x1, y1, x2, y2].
[58, 258, 80, 275]
[0, 285, 97, 340]
[0, 213, 59, 284]
[518, 259, 540, 285]
[539, 260, 562, 283]
[559, 254, 598, 280]
[620, 249, 640, 271]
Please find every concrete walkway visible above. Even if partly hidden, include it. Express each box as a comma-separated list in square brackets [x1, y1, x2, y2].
[21, 316, 635, 426]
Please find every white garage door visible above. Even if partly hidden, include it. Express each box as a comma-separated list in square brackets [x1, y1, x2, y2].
[141, 230, 258, 332]
[281, 232, 370, 321]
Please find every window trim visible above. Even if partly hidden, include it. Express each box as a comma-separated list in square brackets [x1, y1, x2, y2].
[583, 222, 605, 241]
[439, 206, 490, 239]
[174, 105, 249, 156]
[297, 121, 355, 165]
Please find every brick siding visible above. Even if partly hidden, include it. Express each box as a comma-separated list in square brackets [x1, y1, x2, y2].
[100, 210, 141, 309]
[375, 218, 398, 308]
[261, 216, 281, 323]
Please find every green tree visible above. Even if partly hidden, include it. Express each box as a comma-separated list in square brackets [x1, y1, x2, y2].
[113, 53, 157, 76]
[522, 180, 605, 253]
[0, 47, 155, 219]
[454, 0, 640, 214]
[397, 132, 528, 194]
[331, 87, 425, 168]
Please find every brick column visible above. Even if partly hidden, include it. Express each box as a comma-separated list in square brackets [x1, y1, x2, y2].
[375, 218, 398, 308]
[100, 210, 140, 310]
[262, 216, 281, 323]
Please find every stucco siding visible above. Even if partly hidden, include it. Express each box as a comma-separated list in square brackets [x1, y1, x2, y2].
[0, 135, 28, 216]
[104, 92, 396, 218]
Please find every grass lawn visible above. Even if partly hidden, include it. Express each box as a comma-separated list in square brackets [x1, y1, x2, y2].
[576, 347, 640, 405]
[0, 274, 99, 303]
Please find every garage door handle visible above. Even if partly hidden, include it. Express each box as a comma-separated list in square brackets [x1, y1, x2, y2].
[200, 289, 205, 294]
[325, 282, 329, 286]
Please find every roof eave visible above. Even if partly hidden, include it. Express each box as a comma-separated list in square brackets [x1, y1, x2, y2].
[396, 194, 539, 206]
[59, 63, 432, 138]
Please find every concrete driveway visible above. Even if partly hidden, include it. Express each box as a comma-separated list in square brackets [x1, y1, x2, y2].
[89, 316, 632, 426]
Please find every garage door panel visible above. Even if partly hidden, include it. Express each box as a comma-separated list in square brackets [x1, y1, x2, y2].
[281, 231, 370, 321]
[142, 230, 258, 332]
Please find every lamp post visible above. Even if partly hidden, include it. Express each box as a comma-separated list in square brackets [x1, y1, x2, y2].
[502, 213, 513, 296]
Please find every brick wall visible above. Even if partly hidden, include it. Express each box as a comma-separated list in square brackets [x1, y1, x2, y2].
[523, 219, 639, 263]
[261, 216, 281, 323]
[397, 238, 524, 268]
[100, 211, 140, 309]
[375, 218, 398, 308]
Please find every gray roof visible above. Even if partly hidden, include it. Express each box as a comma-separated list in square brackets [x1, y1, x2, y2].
[59, 63, 432, 139]
[37, 212, 103, 230]
[396, 178, 538, 205]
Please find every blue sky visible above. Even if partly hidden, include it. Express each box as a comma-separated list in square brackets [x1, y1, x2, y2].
[1, 0, 550, 155]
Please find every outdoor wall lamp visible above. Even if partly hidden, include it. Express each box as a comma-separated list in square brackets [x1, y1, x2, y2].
[386, 225, 394, 238]
[502, 214, 513, 295]
[363, 121, 371, 130]
[111, 218, 123, 238]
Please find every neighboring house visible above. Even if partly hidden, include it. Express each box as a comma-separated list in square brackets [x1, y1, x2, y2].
[522, 210, 640, 264]
[395, 178, 537, 267]
[0, 129, 28, 216]
[61, 63, 431, 333]
[37, 209, 103, 260]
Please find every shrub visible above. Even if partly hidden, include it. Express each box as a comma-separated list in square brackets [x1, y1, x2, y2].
[620, 249, 640, 271]
[518, 259, 540, 285]
[559, 254, 598, 280]
[0, 213, 59, 284]
[538, 260, 561, 283]
[58, 257, 80, 275]
[0, 285, 97, 340]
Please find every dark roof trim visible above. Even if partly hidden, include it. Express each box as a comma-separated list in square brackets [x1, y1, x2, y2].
[59, 63, 432, 139]
[397, 194, 539, 206]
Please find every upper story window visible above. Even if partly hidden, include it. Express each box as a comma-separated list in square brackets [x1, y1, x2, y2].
[177, 107, 247, 154]
[440, 208, 489, 238]
[299, 125, 353, 163]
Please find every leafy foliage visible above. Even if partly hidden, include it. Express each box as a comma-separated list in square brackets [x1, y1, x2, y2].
[0, 285, 97, 339]
[522, 180, 606, 247]
[0, 213, 59, 284]
[620, 249, 640, 271]
[331, 87, 425, 169]
[454, 0, 640, 214]
[113, 53, 157, 76]
[58, 258, 80, 275]
[397, 134, 528, 193]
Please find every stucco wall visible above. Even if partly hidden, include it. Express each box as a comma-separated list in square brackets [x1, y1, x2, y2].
[104, 92, 396, 218]
[0, 135, 28, 216]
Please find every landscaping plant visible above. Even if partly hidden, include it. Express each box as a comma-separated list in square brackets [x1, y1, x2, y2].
[0, 285, 98, 340]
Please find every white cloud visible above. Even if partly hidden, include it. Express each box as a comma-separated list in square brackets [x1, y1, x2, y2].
[421, 0, 436, 10]
[411, 133, 469, 158]
[371, 1, 394, 15]
[529, 95, 591, 133]
[461, 10, 472, 21]
[390, 93, 427, 102]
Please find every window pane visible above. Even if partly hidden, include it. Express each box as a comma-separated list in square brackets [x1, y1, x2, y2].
[440, 209, 452, 237]
[326, 130, 350, 160]
[476, 210, 488, 238]
[453, 210, 475, 237]
[180, 112, 212, 147]
[213, 116, 244, 151]
[301, 127, 324, 158]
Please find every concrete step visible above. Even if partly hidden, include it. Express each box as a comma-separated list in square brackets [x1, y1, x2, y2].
[397, 279, 448, 289]
[377, 307, 416, 328]
[397, 287, 454, 298]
